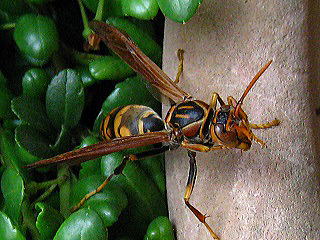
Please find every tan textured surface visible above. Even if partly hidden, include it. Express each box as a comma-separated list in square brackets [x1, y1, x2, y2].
[163, 1, 320, 239]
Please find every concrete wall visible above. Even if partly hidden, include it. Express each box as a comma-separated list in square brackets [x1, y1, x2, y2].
[163, 1, 320, 239]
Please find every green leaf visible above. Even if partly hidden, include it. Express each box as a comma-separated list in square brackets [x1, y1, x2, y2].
[0, 129, 23, 170]
[22, 68, 50, 98]
[35, 202, 64, 240]
[89, 56, 135, 80]
[144, 216, 174, 240]
[53, 208, 107, 240]
[16, 140, 40, 165]
[85, 193, 126, 227]
[15, 125, 53, 159]
[78, 136, 101, 179]
[0, 87, 14, 119]
[83, 0, 124, 16]
[0, 71, 7, 87]
[1, 167, 24, 224]
[46, 69, 85, 131]
[0, 211, 25, 240]
[122, 0, 159, 20]
[157, 0, 203, 23]
[14, 14, 59, 62]
[76, 67, 97, 87]
[71, 175, 128, 227]
[0, 0, 30, 17]
[138, 153, 166, 196]
[11, 96, 54, 134]
[27, 0, 50, 4]
[101, 151, 167, 238]
[22, 54, 48, 67]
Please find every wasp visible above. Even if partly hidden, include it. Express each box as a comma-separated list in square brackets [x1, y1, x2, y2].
[26, 20, 280, 239]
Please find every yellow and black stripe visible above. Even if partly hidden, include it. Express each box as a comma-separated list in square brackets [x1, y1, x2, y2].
[101, 105, 165, 141]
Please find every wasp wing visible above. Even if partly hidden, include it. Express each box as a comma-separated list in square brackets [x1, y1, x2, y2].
[25, 132, 171, 169]
[89, 20, 192, 103]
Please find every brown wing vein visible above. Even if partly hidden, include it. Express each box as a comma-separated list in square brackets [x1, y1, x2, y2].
[25, 132, 171, 169]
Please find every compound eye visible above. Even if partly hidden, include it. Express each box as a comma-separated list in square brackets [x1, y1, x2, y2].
[214, 123, 225, 135]
[213, 123, 237, 144]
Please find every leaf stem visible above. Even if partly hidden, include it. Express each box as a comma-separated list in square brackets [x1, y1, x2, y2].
[26, 174, 67, 195]
[76, 0, 92, 38]
[71, 49, 103, 65]
[95, 0, 106, 21]
[51, 125, 69, 153]
[58, 166, 71, 218]
[21, 199, 41, 240]
[32, 184, 58, 206]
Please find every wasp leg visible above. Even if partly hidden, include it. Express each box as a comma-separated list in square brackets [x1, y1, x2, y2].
[174, 49, 184, 83]
[250, 119, 280, 129]
[184, 150, 220, 239]
[210, 92, 225, 110]
[181, 141, 226, 152]
[71, 146, 169, 212]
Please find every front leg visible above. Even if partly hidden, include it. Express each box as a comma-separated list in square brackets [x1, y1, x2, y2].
[209, 92, 225, 110]
[181, 141, 226, 152]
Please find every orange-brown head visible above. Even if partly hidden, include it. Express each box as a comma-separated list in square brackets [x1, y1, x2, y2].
[210, 60, 273, 150]
[210, 103, 253, 151]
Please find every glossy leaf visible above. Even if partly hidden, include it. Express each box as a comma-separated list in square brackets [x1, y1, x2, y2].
[76, 67, 97, 87]
[122, 0, 159, 20]
[101, 151, 167, 238]
[14, 14, 59, 62]
[53, 208, 107, 240]
[138, 153, 166, 196]
[71, 175, 128, 227]
[81, 0, 99, 12]
[0, 129, 23, 170]
[0, 211, 25, 240]
[89, 56, 134, 80]
[22, 54, 48, 67]
[1, 167, 24, 224]
[11, 96, 54, 134]
[0, 87, 14, 119]
[15, 124, 53, 159]
[157, 0, 203, 23]
[70, 175, 127, 209]
[46, 69, 85, 131]
[22, 68, 50, 98]
[35, 202, 64, 240]
[144, 216, 174, 240]
[16, 142, 40, 165]
[78, 136, 101, 179]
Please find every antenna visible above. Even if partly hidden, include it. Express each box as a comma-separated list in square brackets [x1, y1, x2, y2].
[234, 60, 273, 117]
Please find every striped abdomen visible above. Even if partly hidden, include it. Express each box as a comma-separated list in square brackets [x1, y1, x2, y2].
[100, 105, 165, 141]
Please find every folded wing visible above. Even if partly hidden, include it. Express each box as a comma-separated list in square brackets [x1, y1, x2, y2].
[89, 20, 192, 103]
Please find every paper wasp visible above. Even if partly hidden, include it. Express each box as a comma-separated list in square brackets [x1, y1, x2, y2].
[26, 20, 280, 239]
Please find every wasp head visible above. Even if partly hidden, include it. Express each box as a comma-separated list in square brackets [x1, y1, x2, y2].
[209, 60, 273, 150]
[210, 101, 253, 151]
